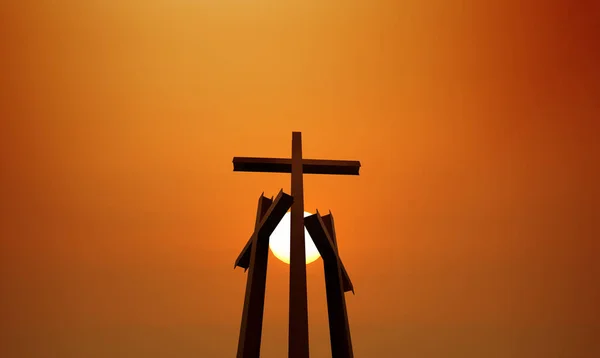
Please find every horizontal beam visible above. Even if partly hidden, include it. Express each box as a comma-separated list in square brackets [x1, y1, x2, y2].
[233, 157, 361, 176]
[302, 159, 361, 176]
[233, 157, 292, 174]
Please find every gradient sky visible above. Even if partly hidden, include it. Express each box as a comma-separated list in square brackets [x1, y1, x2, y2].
[1, 1, 599, 357]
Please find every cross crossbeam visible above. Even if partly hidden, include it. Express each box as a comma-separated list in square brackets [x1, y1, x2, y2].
[233, 157, 361, 175]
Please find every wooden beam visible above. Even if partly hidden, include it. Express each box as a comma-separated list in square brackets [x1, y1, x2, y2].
[288, 132, 309, 358]
[302, 159, 361, 175]
[233, 157, 361, 176]
[233, 157, 292, 173]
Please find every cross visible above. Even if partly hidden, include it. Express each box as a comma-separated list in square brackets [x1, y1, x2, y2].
[233, 132, 361, 358]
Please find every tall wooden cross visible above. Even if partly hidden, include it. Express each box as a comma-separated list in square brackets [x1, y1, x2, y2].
[233, 132, 361, 358]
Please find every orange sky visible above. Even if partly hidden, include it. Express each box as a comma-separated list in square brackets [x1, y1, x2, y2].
[1, 1, 599, 357]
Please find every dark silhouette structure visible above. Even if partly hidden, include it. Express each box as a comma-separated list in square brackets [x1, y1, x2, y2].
[232, 132, 360, 358]
[305, 211, 354, 358]
[234, 190, 293, 358]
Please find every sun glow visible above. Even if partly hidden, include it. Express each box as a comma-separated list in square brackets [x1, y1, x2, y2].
[269, 211, 321, 264]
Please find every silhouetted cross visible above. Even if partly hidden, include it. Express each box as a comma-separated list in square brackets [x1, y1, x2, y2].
[233, 132, 360, 358]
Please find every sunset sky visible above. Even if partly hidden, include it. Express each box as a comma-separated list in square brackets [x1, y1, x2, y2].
[1, 1, 599, 357]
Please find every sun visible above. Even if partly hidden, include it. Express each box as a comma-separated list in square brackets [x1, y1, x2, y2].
[269, 211, 321, 264]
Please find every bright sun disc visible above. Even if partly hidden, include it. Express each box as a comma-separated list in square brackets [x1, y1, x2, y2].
[269, 211, 321, 264]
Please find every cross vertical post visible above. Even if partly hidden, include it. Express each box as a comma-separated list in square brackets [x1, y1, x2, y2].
[289, 132, 310, 358]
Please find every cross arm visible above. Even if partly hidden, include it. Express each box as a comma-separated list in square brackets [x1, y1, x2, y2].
[304, 212, 355, 294]
[302, 159, 361, 175]
[233, 157, 292, 174]
[233, 157, 361, 175]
